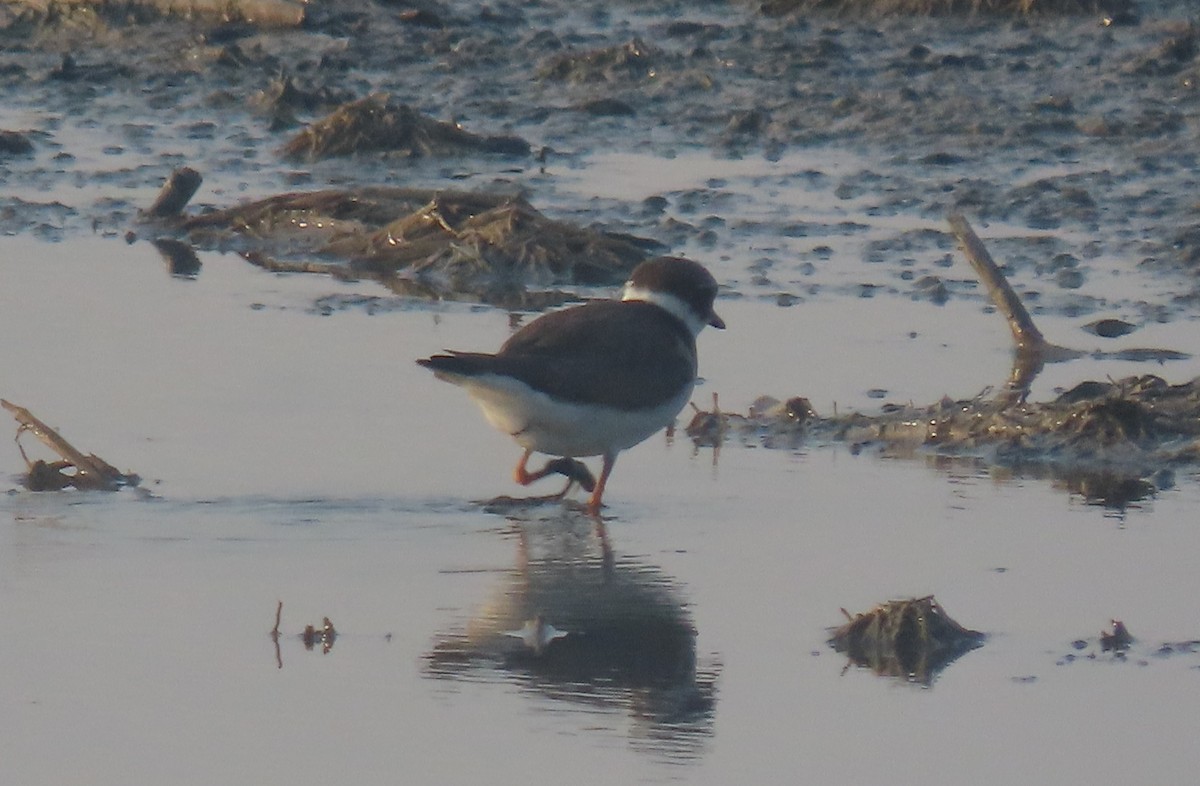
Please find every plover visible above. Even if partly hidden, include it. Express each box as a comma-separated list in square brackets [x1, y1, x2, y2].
[418, 256, 723, 514]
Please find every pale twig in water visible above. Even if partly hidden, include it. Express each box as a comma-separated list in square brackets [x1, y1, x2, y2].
[2, 399, 139, 491]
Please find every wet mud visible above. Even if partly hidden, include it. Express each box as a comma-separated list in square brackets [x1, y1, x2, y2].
[3, 0, 1200, 282]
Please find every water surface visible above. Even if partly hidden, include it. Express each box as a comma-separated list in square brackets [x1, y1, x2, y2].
[3, 233, 1199, 784]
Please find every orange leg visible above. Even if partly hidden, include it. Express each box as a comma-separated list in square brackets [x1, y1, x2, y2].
[513, 449, 539, 486]
[514, 449, 569, 488]
[586, 452, 617, 516]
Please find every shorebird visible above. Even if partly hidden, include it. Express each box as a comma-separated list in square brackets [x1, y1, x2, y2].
[418, 256, 723, 514]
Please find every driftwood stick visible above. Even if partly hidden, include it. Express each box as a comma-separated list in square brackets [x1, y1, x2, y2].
[2, 399, 135, 489]
[949, 214, 1092, 401]
[4, 399, 97, 471]
[948, 213, 1046, 353]
[144, 167, 203, 218]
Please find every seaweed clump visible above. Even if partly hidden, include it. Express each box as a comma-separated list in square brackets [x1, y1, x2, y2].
[281, 94, 530, 162]
[830, 596, 985, 685]
[694, 375, 1200, 508]
[166, 182, 658, 308]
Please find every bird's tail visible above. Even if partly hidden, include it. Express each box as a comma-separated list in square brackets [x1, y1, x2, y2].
[416, 352, 499, 378]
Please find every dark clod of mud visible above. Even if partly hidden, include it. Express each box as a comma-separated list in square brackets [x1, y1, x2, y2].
[829, 596, 984, 686]
[1100, 619, 1134, 652]
[0, 129, 34, 156]
[1082, 318, 1138, 338]
[280, 94, 531, 162]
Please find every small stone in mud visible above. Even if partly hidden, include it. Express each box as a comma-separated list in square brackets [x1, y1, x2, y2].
[1084, 319, 1137, 338]
[912, 275, 949, 304]
[0, 130, 33, 156]
[1081, 318, 1137, 338]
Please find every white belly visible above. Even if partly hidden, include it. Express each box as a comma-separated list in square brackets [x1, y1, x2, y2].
[458, 373, 693, 458]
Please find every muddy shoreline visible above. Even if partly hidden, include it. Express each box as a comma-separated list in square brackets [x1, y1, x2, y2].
[3, 1, 1199, 281]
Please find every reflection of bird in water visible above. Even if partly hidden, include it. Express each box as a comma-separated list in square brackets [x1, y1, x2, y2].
[503, 614, 570, 656]
[425, 510, 718, 758]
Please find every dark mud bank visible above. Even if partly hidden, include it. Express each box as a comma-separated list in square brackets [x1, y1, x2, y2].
[3, 1, 1200, 286]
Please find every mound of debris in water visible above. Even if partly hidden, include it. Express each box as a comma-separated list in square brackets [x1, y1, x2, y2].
[280, 94, 530, 162]
[688, 216, 1197, 509]
[158, 182, 658, 307]
[829, 596, 984, 686]
[688, 374, 1200, 506]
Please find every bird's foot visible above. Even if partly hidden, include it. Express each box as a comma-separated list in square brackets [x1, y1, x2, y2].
[541, 458, 596, 493]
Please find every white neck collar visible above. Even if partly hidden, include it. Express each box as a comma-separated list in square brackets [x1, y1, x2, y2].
[622, 285, 706, 337]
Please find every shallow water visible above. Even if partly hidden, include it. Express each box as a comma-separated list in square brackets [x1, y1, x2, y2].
[6, 1, 1200, 780]
[3, 231, 1200, 785]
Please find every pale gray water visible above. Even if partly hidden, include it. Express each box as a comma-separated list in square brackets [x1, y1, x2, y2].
[3, 228, 1200, 784]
